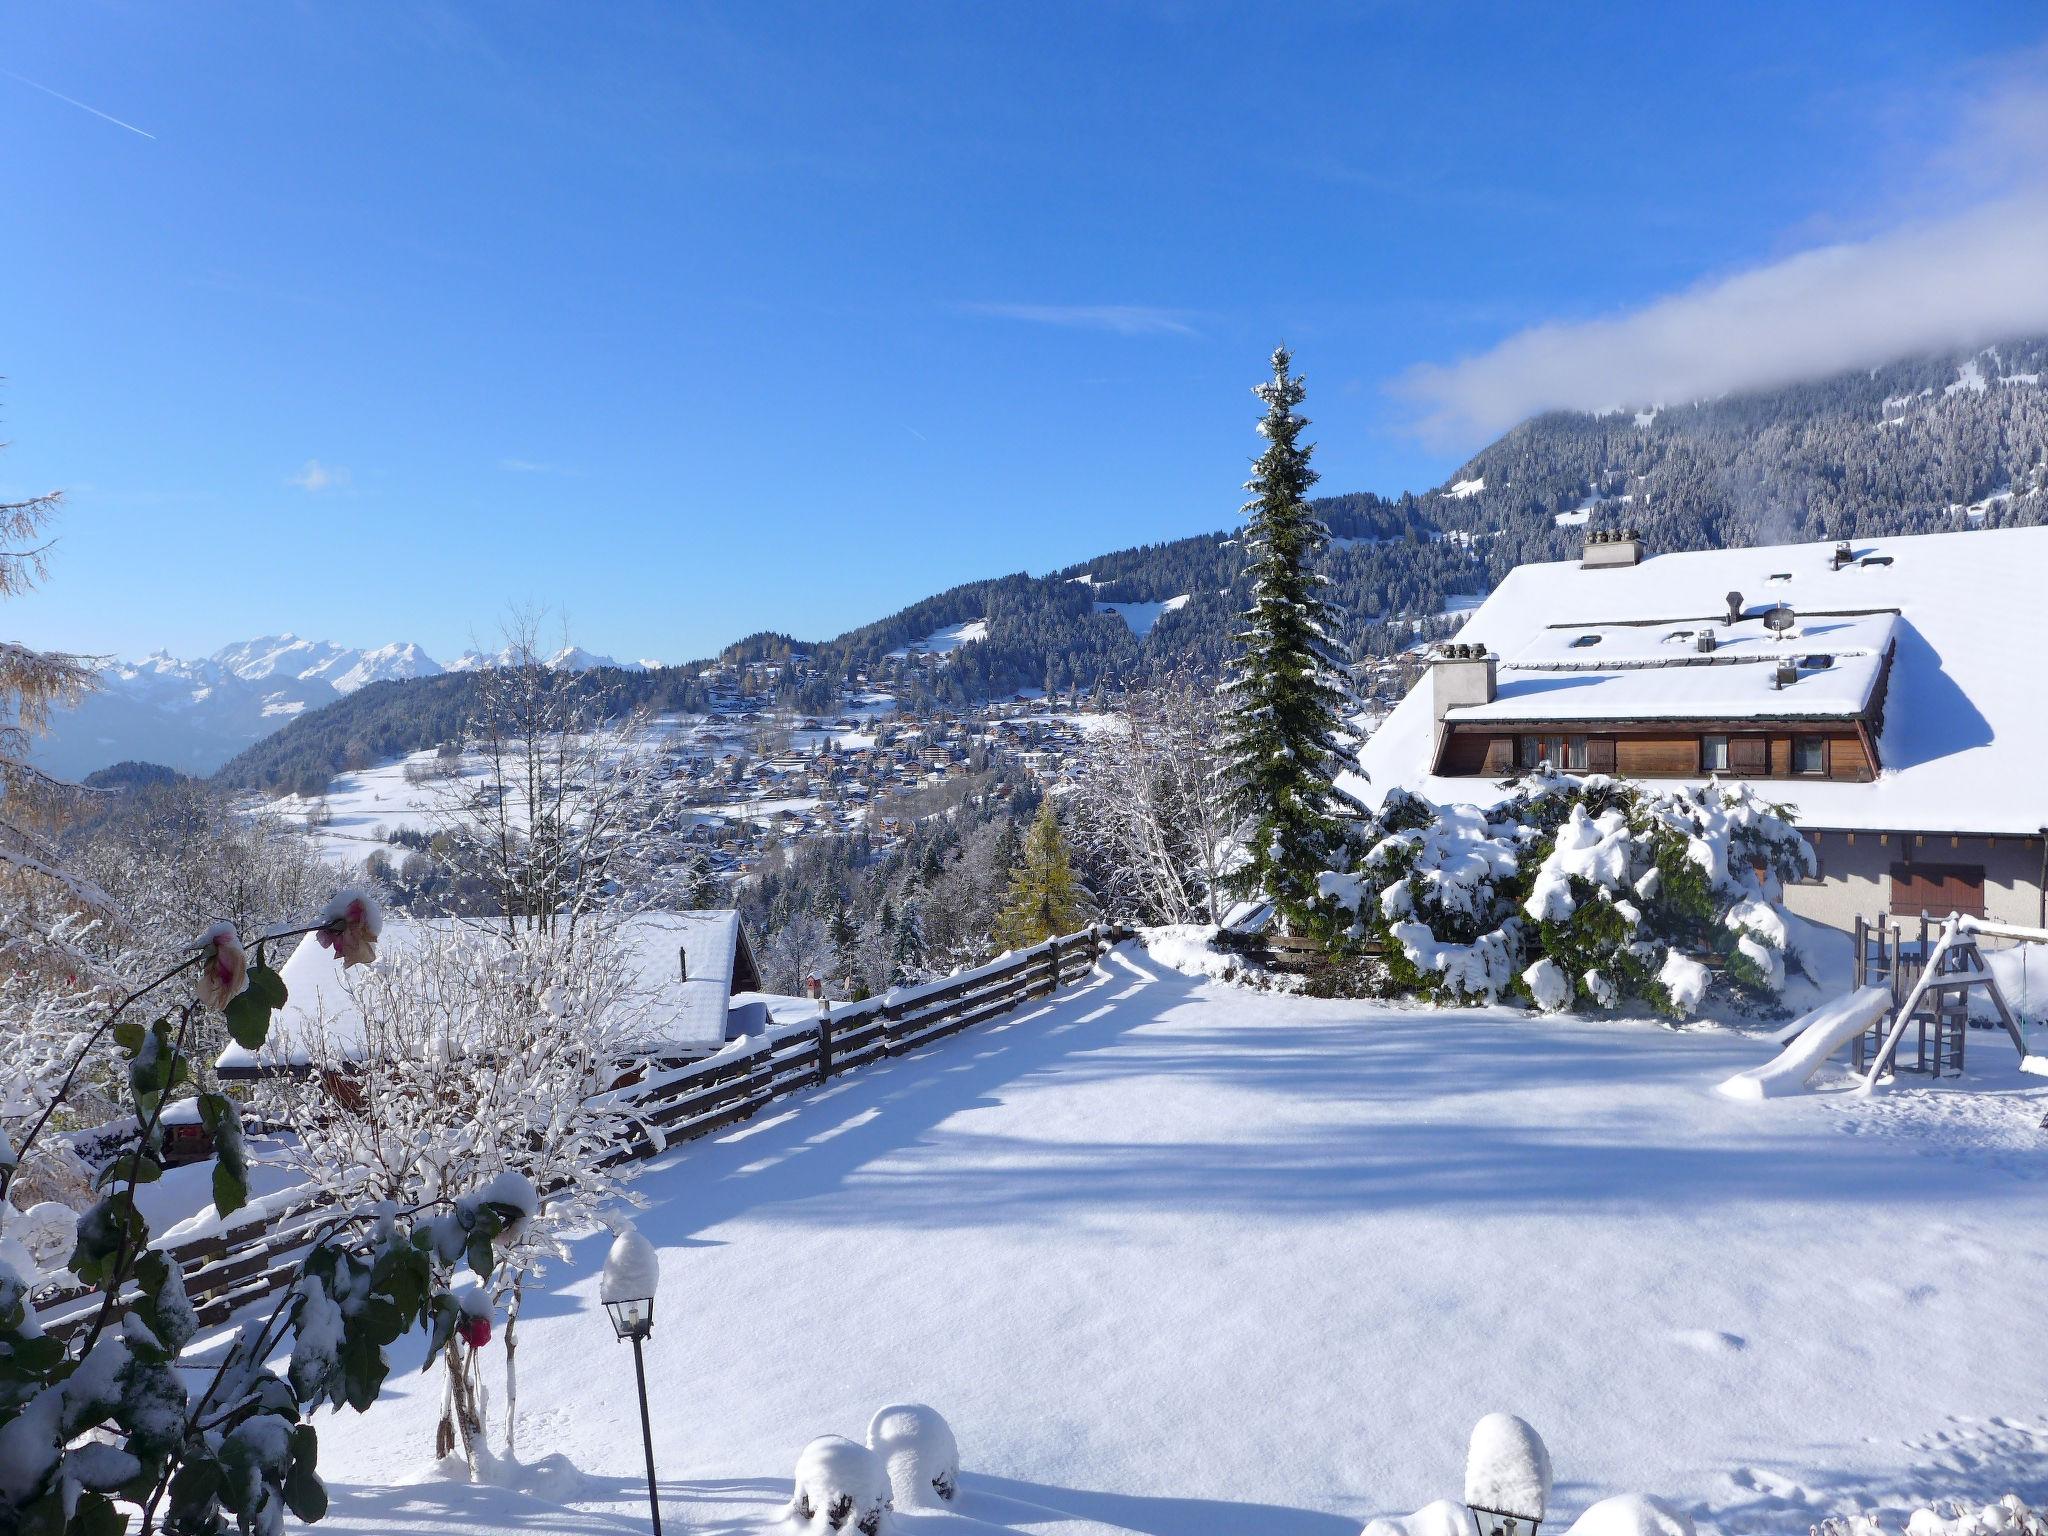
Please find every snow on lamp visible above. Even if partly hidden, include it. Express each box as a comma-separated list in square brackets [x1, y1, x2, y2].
[601, 1226, 660, 1340]
[1465, 1413, 1551, 1536]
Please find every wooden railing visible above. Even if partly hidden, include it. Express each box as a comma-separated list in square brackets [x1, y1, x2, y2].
[27, 924, 1123, 1343]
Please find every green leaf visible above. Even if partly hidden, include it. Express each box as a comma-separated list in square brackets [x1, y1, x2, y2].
[248, 962, 289, 1010]
[422, 1294, 458, 1371]
[340, 1330, 387, 1413]
[166, 1454, 224, 1520]
[68, 1491, 128, 1536]
[465, 1234, 495, 1281]
[213, 1159, 249, 1219]
[284, 1424, 326, 1522]
[112, 1018, 145, 1056]
[99, 1153, 163, 1187]
[222, 988, 273, 1049]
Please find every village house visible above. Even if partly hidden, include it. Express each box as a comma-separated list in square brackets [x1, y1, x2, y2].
[216, 910, 767, 1081]
[1354, 525, 2048, 935]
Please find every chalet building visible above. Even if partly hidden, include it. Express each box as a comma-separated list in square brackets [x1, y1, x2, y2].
[1354, 525, 2048, 935]
[217, 910, 766, 1080]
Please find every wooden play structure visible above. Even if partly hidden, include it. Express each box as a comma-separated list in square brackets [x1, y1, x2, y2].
[1851, 913, 2037, 1085]
[1720, 912, 2045, 1100]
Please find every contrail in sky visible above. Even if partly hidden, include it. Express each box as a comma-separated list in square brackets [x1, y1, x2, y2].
[1, 67, 156, 139]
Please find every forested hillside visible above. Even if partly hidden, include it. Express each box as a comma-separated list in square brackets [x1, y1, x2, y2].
[215, 337, 2048, 795]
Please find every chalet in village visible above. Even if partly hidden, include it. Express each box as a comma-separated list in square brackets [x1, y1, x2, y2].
[1354, 524, 2048, 935]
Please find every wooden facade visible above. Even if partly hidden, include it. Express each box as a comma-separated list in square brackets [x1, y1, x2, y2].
[1433, 721, 1877, 782]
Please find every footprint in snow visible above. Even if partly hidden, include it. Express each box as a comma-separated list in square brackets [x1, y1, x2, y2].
[1673, 1328, 1748, 1353]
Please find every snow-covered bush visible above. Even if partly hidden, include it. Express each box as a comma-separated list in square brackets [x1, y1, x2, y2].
[867, 1402, 958, 1509]
[1565, 1493, 1697, 1536]
[787, 1435, 893, 1534]
[1901, 1495, 2047, 1536]
[257, 920, 654, 1472]
[1325, 771, 1812, 1019]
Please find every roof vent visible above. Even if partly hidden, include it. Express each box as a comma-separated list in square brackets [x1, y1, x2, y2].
[1696, 631, 1717, 654]
[1831, 540, 1853, 570]
[1724, 591, 1744, 626]
[1860, 555, 1893, 568]
[1774, 661, 1798, 690]
[1569, 633, 1602, 648]
[1764, 603, 1796, 634]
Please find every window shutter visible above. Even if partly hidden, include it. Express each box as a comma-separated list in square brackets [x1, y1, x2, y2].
[1585, 737, 1617, 773]
[1482, 737, 1515, 774]
[1729, 736, 1769, 774]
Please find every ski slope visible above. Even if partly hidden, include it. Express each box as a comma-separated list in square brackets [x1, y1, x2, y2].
[302, 947, 2048, 1536]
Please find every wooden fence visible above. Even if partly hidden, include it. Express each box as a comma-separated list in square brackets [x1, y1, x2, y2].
[28, 924, 1123, 1343]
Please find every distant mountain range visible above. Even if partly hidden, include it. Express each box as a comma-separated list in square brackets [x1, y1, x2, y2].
[34, 634, 656, 780]
[40, 335, 2048, 785]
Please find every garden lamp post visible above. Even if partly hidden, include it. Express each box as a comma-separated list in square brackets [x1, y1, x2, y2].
[601, 1228, 664, 1536]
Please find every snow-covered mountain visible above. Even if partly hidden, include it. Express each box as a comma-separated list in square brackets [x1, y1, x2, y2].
[37, 634, 446, 781]
[40, 633, 663, 780]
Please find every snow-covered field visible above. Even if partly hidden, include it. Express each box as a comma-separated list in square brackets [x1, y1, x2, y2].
[288, 942, 2048, 1535]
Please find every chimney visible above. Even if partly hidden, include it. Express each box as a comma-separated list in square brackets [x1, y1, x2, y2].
[1581, 526, 1646, 569]
[1724, 590, 1744, 626]
[1430, 642, 1497, 760]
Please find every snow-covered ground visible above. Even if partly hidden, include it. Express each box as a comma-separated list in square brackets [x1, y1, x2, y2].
[1093, 596, 1189, 638]
[296, 944, 2048, 1536]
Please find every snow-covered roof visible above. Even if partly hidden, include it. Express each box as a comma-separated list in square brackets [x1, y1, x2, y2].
[1352, 525, 2048, 835]
[216, 910, 759, 1076]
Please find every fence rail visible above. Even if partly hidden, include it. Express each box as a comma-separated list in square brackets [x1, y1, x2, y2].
[27, 924, 1124, 1343]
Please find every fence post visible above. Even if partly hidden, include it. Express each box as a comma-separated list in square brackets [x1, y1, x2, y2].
[818, 999, 833, 1084]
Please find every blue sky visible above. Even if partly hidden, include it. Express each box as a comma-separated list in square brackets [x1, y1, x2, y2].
[3, 2, 2045, 664]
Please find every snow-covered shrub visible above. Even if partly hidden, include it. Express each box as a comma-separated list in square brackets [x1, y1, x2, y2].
[1900, 1495, 2047, 1536]
[1565, 1493, 1696, 1536]
[787, 1435, 893, 1534]
[867, 1402, 958, 1509]
[1327, 772, 1811, 1018]
[1363, 1501, 1482, 1536]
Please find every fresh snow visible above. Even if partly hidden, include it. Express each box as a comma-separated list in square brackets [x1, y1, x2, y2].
[296, 945, 2048, 1536]
[1448, 477, 1487, 498]
[886, 619, 989, 661]
[1093, 595, 1190, 638]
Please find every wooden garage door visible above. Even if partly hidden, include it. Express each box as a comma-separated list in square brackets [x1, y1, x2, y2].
[1889, 864, 1985, 919]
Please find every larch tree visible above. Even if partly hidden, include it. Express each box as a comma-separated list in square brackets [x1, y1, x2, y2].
[993, 800, 1086, 949]
[1220, 346, 1363, 935]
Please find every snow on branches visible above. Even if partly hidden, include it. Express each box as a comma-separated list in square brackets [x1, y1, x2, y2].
[1324, 771, 1813, 1017]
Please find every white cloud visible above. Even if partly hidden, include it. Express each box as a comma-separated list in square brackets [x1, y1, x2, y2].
[957, 302, 1199, 337]
[1396, 59, 2048, 447]
[287, 458, 350, 493]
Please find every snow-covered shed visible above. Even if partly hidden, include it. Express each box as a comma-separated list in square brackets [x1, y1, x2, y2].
[216, 909, 765, 1079]
[1353, 525, 2048, 933]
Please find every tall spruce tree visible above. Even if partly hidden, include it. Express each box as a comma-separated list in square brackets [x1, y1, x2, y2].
[1221, 346, 1361, 933]
[994, 800, 1086, 949]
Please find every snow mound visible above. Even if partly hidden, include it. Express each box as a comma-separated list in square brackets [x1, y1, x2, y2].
[786, 1435, 892, 1534]
[866, 1402, 958, 1508]
[1465, 1413, 1551, 1520]
[1364, 1499, 1482, 1536]
[1564, 1493, 1695, 1536]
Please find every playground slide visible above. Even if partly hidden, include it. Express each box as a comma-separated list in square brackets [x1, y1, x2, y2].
[1717, 984, 1893, 1101]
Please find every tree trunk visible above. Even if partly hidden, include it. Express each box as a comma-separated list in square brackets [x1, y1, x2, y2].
[502, 1273, 524, 1460]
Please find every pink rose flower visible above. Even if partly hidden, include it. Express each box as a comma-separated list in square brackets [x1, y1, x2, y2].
[195, 922, 249, 1011]
[317, 888, 383, 968]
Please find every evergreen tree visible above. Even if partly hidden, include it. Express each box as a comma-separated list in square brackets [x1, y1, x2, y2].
[890, 894, 928, 984]
[1221, 346, 1361, 933]
[993, 800, 1086, 949]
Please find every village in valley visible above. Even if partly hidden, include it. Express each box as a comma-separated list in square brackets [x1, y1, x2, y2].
[6, 9, 2048, 1536]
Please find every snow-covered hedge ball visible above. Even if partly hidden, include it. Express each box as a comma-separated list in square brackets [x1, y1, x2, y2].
[787, 1435, 893, 1535]
[867, 1402, 958, 1508]
[1465, 1413, 1551, 1522]
[1564, 1493, 1695, 1536]
[1362, 1498, 1482, 1536]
